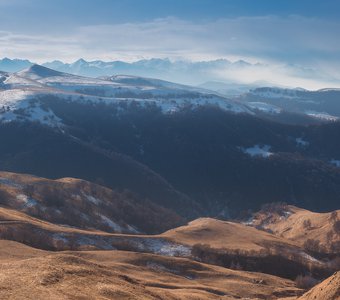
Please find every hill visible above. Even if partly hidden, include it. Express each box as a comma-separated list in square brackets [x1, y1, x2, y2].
[163, 218, 298, 252]
[250, 204, 340, 254]
[0, 171, 185, 234]
[0, 193, 338, 297]
[0, 196, 334, 281]
[162, 217, 335, 280]
[0, 240, 303, 300]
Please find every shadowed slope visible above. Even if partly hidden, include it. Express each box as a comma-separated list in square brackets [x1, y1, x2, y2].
[0, 171, 185, 234]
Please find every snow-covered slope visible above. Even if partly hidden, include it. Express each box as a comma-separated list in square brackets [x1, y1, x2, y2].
[246, 102, 281, 114]
[0, 64, 252, 126]
[238, 87, 340, 121]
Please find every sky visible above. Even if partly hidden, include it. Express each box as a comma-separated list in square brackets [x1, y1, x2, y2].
[0, 0, 340, 89]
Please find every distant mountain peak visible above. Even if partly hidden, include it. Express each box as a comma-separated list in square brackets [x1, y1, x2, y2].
[0, 57, 33, 72]
[71, 58, 88, 66]
[18, 64, 64, 78]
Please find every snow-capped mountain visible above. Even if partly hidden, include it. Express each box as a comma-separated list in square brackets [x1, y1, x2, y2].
[0, 58, 32, 73]
[1, 57, 258, 83]
[42, 58, 255, 81]
[2, 64, 340, 127]
[0, 64, 252, 126]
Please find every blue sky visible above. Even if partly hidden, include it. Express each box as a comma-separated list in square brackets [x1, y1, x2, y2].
[0, 0, 339, 88]
[1, 0, 339, 26]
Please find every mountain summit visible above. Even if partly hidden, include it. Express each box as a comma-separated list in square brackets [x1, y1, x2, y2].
[17, 64, 65, 80]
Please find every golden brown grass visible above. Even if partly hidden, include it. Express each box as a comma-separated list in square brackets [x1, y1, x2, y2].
[252, 205, 340, 252]
[0, 240, 303, 300]
[162, 217, 298, 252]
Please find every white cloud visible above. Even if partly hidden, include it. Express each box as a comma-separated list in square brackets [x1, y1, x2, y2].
[0, 16, 339, 89]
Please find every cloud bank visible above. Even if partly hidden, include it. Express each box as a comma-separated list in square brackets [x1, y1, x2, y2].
[0, 16, 339, 89]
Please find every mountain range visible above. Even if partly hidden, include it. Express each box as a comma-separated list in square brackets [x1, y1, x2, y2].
[1, 64, 340, 217]
[0, 62, 339, 299]
[0, 57, 262, 86]
[1, 57, 318, 94]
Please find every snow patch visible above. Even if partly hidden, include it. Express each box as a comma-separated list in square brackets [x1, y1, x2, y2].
[330, 160, 340, 167]
[247, 102, 281, 114]
[283, 211, 292, 218]
[16, 194, 38, 207]
[299, 251, 321, 264]
[126, 224, 140, 234]
[85, 194, 101, 205]
[100, 215, 123, 233]
[140, 239, 191, 257]
[243, 217, 255, 226]
[296, 138, 309, 147]
[305, 111, 339, 121]
[241, 145, 273, 158]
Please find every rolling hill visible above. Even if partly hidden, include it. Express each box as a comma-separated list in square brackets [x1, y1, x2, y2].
[249, 204, 340, 255]
[0, 171, 338, 298]
[0, 240, 303, 300]
[0, 179, 337, 282]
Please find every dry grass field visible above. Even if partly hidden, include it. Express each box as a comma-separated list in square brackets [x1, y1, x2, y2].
[0, 240, 303, 300]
